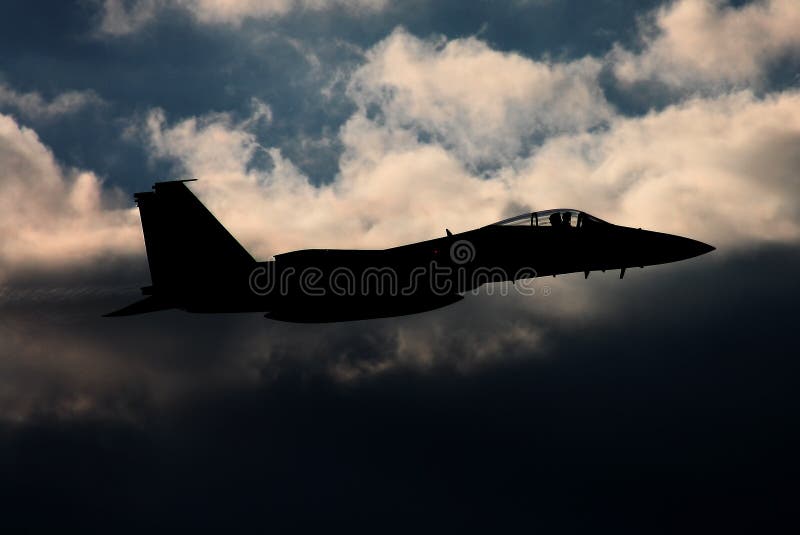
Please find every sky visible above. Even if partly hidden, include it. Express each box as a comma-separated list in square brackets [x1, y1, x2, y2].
[1, 0, 799, 531]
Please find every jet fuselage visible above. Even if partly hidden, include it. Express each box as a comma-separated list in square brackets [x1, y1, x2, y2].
[106, 181, 714, 322]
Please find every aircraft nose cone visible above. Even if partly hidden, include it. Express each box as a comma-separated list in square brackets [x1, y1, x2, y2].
[698, 241, 715, 255]
[635, 230, 715, 267]
[679, 237, 715, 259]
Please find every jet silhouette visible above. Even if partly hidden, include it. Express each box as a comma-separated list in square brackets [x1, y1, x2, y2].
[106, 180, 714, 322]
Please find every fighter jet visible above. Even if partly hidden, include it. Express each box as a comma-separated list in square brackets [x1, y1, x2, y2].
[106, 180, 714, 322]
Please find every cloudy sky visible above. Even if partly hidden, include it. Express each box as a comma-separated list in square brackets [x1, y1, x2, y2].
[1, 0, 799, 531]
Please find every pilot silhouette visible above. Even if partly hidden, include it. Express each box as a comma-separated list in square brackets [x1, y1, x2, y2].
[549, 213, 561, 227]
[562, 212, 572, 227]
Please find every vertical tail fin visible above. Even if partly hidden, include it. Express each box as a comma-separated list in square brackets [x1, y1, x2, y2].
[134, 180, 254, 293]
[106, 180, 256, 316]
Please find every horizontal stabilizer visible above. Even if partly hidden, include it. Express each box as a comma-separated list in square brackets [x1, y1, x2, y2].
[104, 296, 173, 317]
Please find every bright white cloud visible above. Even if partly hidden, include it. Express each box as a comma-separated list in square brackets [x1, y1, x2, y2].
[349, 29, 612, 167]
[613, 0, 800, 89]
[139, 30, 800, 260]
[97, 0, 388, 35]
[510, 90, 800, 245]
[144, 89, 800, 266]
[0, 113, 140, 280]
[4, 27, 798, 282]
[0, 83, 104, 121]
[144, 105, 511, 257]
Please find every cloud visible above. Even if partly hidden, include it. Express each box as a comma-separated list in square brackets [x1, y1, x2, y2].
[144, 105, 512, 257]
[97, 0, 389, 35]
[2, 5, 800, 527]
[143, 78, 800, 265]
[3, 243, 799, 530]
[97, 0, 162, 36]
[0, 83, 105, 122]
[0, 113, 139, 280]
[137, 29, 609, 254]
[349, 29, 611, 168]
[613, 0, 800, 89]
[2, 27, 800, 421]
[0, 269, 550, 421]
[181, 0, 389, 24]
[0, 27, 794, 286]
[509, 90, 800, 246]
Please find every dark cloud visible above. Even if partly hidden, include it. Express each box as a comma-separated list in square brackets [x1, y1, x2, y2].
[1, 1, 799, 531]
[1, 246, 798, 531]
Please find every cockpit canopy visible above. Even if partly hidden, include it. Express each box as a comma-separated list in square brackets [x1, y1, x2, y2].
[492, 209, 608, 229]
